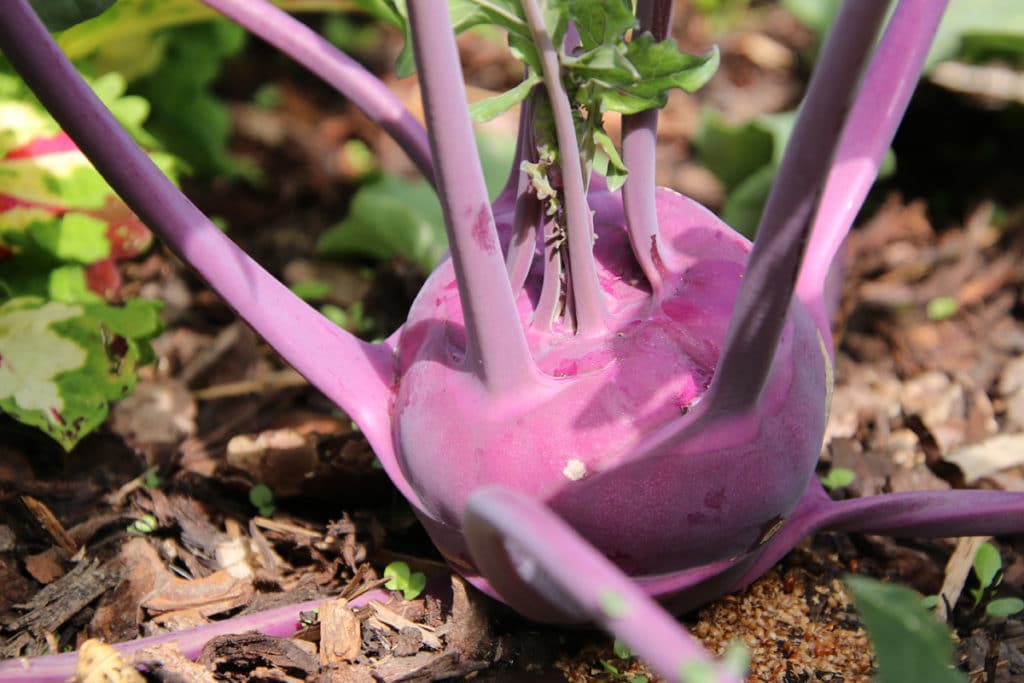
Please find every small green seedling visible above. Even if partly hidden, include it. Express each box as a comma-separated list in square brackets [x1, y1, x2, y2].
[819, 466, 856, 491]
[127, 513, 158, 534]
[142, 467, 161, 489]
[248, 483, 276, 517]
[383, 560, 427, 600]
[971, 542, 1024, 619]
[599, 639, 650, 683]
[926, 296, 958, 321]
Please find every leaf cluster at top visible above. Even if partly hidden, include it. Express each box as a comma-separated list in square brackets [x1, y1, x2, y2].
[383, 0, 718, 190]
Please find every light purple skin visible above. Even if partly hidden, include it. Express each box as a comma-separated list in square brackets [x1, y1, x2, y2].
[4, 0, 1024, 681]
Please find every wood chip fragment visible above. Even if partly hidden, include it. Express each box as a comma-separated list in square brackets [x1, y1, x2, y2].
[368, 601, 443, 650]
[935, 536, 990, 623]
[320, 597, 362, 665]
[945, 433, 1024, 483]
[21, 495, 77, 555]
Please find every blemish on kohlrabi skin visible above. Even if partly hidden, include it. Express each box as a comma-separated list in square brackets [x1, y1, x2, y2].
[677, 661, 716, 683]
[563, 458, 586, 481]
[756, 516, 785, 546]
[599, 589, 630, 619]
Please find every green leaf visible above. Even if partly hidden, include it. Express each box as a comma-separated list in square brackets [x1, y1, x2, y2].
[973, 542, 1002, 593]
[28, 0, 115, 32]
[985, 597, 1024, 618]
[568, 0, 635, 52]
[318, 131, 512, 271]
[316, 174, 448, 272]
[290, 280, 332, 302]
[470, 72, 541, 122]
[719, 165, 776, 238]
[613, 639, 632, 660]
[30, 213, 111, 264]
[249, 484, 276, 516]
[383, 560, 427, 600]
[819, 466, 856, 491]
[0, 296, 159, 450]
[592, 128, 628, 191]
[845, 574, 966, 683]
[927, 296, 959, 321]
[602, 37, 719, 113]
[48, 265, 102, 304]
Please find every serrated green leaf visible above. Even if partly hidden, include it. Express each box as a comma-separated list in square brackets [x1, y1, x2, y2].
[845, 574, 966, 683]
[30, 213, 111, 264]
[602, 37, 719, 114]
[49, 264, 102, 303]
[0, 291, 161, 450]
[568, 0, 635, 51]
[470, 72, 541, 122]
[28, 0, 115, 32]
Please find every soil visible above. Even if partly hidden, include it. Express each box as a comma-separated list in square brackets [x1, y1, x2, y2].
[2, 5, 1023, 682]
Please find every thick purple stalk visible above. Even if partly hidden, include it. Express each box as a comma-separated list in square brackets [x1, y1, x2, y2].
[199, 0, 433, 182]
[738, 480, 1024, 588]
[796, 0, 948, 345]
[506, 191, 542, 293]
[464, 486, 744, 683]
[0, 0, 418, 505]
[495, 84, 534, 216]
[626, 0, 889, 462]
[701, 0, 889, 416]
[0, 590, 391, 683]
[621, 109, 665, 290]
[407, 1, 539, 394]
[521, 0, 608, 336]
[621, 0, 674, 291]
[533, 216, 564, 330]
[505, 95, 541, 291]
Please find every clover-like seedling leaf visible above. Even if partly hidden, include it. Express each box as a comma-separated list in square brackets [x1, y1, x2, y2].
[249, 484, 276, 517]
[383, 560, 427, 600]
[127, 513, 158, 534]
[845, 574, 966, 683]
[986, 597, 1024, 618]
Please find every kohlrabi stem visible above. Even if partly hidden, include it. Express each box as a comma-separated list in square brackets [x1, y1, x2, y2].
[505, 94, 541, 291]
[199, 0, 434, 183]
[621, 0, 675, 293]
[534, 216, 564, 330]
[0, 590, 391, 683]
[496, 84, 534, 214]
[0, 0, 412, 504]
[521, 0, 608, 336]
[623, 0, 889, 463]
[738, 480, 1024, 589]
[407, 1, 539, 394]
[796, 0, 948, 346]
[635, 0, 675, 36]
[506, 191, 542, 294]
[464, 486, 744, 683]
[702, 0, 890, 416]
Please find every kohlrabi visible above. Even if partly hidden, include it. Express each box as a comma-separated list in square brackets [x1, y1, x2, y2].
[3, 1, 1024, 681]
